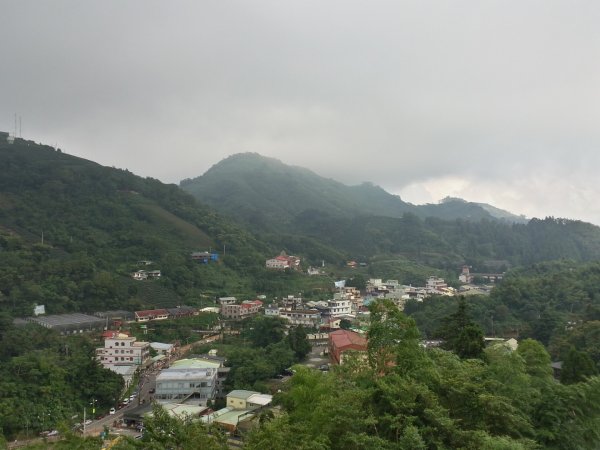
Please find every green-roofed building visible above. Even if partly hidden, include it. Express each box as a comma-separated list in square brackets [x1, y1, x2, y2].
[155, 358, 222, 405]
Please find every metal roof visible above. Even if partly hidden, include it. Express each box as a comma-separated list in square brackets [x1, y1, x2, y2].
[29, 313, 105, 328]
[227, 390, 260, 400]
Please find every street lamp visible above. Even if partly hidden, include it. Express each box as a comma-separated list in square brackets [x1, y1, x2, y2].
[83, 399, 96, 435]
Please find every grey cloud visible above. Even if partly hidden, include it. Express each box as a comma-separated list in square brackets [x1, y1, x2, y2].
[1, 1, 599, 223]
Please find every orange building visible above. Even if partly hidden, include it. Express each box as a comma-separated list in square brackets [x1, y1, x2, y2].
[328, 329, 367, 365]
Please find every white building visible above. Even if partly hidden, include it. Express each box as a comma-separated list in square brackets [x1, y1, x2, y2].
[327, 296, 352, 317]
[425, 277, 456, 296]
[96, 332, 150, 370]
[218, 297, 237, 306]
[279, 309, 321, 327]
[265, 305, 280, 317]
[266, 257, 290, 270]
[220, 300, 263, 320]
[132, 270, 148, 281]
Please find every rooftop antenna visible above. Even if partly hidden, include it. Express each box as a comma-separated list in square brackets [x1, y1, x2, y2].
[19, 116, 21, 138]
[14, 113, 17, 138]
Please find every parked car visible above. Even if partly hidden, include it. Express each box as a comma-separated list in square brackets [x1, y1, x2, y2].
[122, 398, 129, 405]
[40, 430, 59, 437]
[84, 419, 93, 425]
[109, 407, 116, 415]
[319, 364, 329, 371]
[149, 388, 155, 394]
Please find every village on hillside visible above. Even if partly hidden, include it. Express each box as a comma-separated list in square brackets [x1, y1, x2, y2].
[8, 250, 521, 446]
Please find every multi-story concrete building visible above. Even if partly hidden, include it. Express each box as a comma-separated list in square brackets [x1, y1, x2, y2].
[220, 300, 263, 320]
[327, 295, 352, 317]
[155, 358, 221, 405]
[96, 332, 150, 369]
[265, 251, 301, 270]
[264, 304, 280, 317]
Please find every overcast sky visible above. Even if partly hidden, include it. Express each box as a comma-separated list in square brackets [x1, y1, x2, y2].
[2, 1, 600, 224]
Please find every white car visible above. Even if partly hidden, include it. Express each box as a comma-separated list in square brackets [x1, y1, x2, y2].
[109, 407, 116, 415]
[84, 419, 93, 425]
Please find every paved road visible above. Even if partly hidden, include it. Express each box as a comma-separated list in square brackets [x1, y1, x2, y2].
[85, 333, 222, 436]
[302, 345, 329, 369]
[10, 333, 225, 446]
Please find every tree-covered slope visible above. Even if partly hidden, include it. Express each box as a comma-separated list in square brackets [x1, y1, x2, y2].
[179, 153, 600, 268]
[0, 138, 275, 315]
[288, 211, 600, 269]
[180, 152, 519, 229]
[181, 153, 411, 229]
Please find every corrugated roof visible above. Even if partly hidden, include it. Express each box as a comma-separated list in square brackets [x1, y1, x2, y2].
[247, 394, 272, 406]
[201, 408, 255, 426]
[227, 390, 259, 400]
[329, 330, 367, 349]
[29, 313, 105, 327]
[135, 309, 168, 317]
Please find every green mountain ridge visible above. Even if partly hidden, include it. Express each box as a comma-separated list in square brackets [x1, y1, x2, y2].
[181, 152, 527, 226]
[0, 137, 278, 316]
[181, 152, 600, 268]
[4, 137, 600, 317]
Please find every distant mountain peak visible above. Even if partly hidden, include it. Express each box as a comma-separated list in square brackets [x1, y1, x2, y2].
[440, 196, 468, 204]
[180, 153, 530, 227]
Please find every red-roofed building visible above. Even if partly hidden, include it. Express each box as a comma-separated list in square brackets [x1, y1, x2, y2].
[266, 251, 301, 270]
[134, 309, 169, 322]
[102, 330, 130, 339]
[328, 330, 367, 365]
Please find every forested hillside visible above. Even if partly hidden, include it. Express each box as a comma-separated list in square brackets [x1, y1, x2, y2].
[181, 153, 600, 269]
[306, 214, 600, 268]
[0, 318, 123, 439]
[406, 260, 600, 372]
[243, 301, 600, 450]
[180, 153, 523, 228]
[0, 138, 330, 316]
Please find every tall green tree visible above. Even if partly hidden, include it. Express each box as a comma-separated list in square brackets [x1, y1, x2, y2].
[242, 316, 287, 348]
[438, 297, 485, 359]
[367, 299, 423, 374]
[560, 347, 599, 384]
[287, 326, 311, 360]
